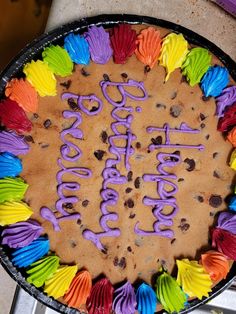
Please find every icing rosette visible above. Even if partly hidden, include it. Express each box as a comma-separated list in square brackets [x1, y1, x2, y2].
[229, 149, 236, 171]
[5, 78, 38, 113]
[176, 259, 212, 299]
[0, 177, 28, 203]
[85, 26, 113, 64]
[64, 270, 92, 309]
[217, 211, 236, 234]
[27, 255, 59, 288]
[156, 271, 186, 313]
[159, 33, 189, 81]
[12, 237, 49, 268]
[0, 201, 33, 226]
[1, 219, 43, 248]
[112, 281, 136, 314]
[181, 47, 211, 87]
[44, 265, 78, 299]
[110, 24, 137, 64]
[135, 27, 162, 69]
[201, 251, 230, 282]
[218, 103, 236, 132]
[0, 152, 22, 179]
[227, 126, 236, 147]
[136, 283, 157, 314]
[201, 65, 229, 97]
[229, 195, 236, 212]
[64, 33, 90, 65]
[42, 45, 74, 77]
[212, 227, 236, 260]
[23, 60, 56, 97]
[0, 99, 32, 133]
[86, 278, 114, 314]
[216, 86, 236, 117]
[0, 131, 29, 155]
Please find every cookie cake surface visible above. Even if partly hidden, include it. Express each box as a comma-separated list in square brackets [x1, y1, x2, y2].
[0, 15, 236, 314]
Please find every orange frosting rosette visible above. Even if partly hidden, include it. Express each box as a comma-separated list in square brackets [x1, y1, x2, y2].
[64, 270, 92, 309]
[201, 251, 230, 282]
[227, 126, 236, 147]
[135, 27, 162, 69]
[5, 78, 38, 113]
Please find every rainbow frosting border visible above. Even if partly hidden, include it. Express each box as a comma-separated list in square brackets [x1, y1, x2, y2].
[0, 15, 236, 314]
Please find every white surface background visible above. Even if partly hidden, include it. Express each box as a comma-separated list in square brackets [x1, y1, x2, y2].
[0, 0, 236, 313]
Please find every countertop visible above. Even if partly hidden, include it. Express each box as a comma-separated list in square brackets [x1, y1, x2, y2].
[0, 0, 236, 313]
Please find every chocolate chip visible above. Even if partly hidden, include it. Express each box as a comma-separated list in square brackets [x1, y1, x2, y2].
[77, 219, 81, 225]
[151, 136, 162, 145]
[70, 240, 77, 248]
[124, 198, 134, 208]
[134, 177, 141, 189]
[178, 220, 190, 233]
[170, 105, 182, 118]
[178, 178, 184, 182]
[180, 76, 187, 83]
[100, 130, 108, 144]
[90, 106, 98, 112]
[135, 142, 141, 149]
[184, 158, 195, 171]
[170, 91, 177, 100]
[213, 152, 219, 159]
[67, 98, 78, 111]
[200, 123, 206, 129]
[127, 246, 132, 252]
[127, 171, 133, 182]
[121, 72, 128, 79]
[200, 113, 206, 121]
[171, 238, 176, 244]
[60, 80, 71, 89]
[197, 195, 204, 203]
[144, 65, 151, 73]
[202, 95, 210, 101]
[209, 195, 222, 208]
[170, 150, 180, 161]
[64, 203, 73, 209]
[125, 187, 133, 193]
[33, 113, 39, 119]
[191, 107, 195, 111]
[119, 257, 126, 269]
[24, 135, 34, 143]
[94, 150, 106, 160]
[43, 119, 51, 129]
[113, 257, 119, 266]
[82, 200, 89, 207]
[40, 143, 49, 148]
[205, 134, 210, 140]
[129, 212, 136, 219]
[156, 103, 166, 110]
[213, 170, 220, 179]
[81, 68, 90, 76]
[103, 73, 110, 81]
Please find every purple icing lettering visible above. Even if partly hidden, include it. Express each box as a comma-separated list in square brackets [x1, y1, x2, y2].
[40, 93, 99, 230]
[147, 123, 205, 151]
[83, 79, 148, 251]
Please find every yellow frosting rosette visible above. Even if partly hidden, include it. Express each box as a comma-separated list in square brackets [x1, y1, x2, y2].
[177, 259, 212, 299]
[0, 201, 33, 226]
[44, 265, 78, 299]
[159, 33, 189, 81]
[23, 60, 56, 97]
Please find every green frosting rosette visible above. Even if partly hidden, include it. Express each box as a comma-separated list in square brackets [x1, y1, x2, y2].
[27, 255, 60, 288]
[42, 45, 74, 77]
[156, 271, 187, 313]
[181, 47, 211, 87]
[0, 177, 28, 203]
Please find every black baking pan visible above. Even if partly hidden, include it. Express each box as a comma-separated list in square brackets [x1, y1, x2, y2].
[0, 14, 236, 314]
